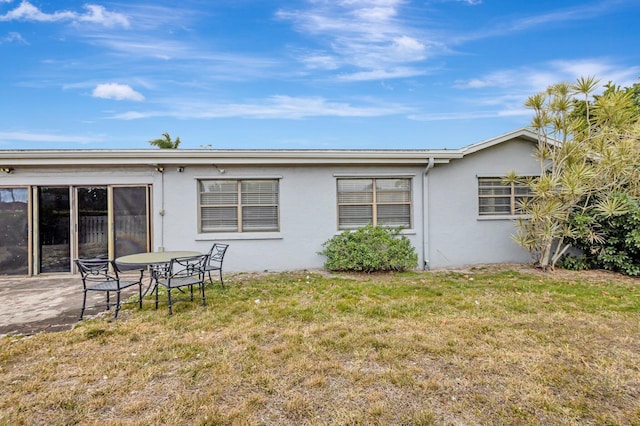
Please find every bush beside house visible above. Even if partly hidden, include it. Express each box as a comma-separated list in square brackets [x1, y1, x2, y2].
[320, 224, 418, 273]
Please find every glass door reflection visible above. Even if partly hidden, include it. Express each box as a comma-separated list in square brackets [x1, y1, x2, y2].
[77, 187, 108, 259]
[38, 187, 71, 273]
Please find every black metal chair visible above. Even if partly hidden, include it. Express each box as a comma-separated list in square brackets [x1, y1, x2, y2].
[205, 243, 229, 287]
[154, 254, 208, 315]
[75, 258, 143, 320]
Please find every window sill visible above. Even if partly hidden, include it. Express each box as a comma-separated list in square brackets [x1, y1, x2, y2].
[477, 215, 531, 221]
[196, 232, 283, 241]
[335, 229, 416, 235]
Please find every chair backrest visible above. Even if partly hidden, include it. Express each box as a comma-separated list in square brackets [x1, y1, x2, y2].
[75, 258, 118, 286]
[207, 243, 229, 268]
[168, 254, 208, 280]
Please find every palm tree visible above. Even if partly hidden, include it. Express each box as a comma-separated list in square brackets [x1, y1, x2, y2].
[149, 132, 181, 149]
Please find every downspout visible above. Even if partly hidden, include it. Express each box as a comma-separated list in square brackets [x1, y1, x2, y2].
[154, 165, 165, 252]
[422, 157, 435, 270]
[160, 169, 165, 251]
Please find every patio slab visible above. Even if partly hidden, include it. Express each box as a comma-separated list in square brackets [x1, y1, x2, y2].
[0, 273, 142, 336]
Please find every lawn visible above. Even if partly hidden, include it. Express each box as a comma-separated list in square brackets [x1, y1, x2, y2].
[1, 267, 639, 425]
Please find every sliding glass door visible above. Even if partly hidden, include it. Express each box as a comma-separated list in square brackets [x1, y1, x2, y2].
[113, 186, 150, 259]
[28, 185, 151, 275]
[38, 187, 71, 273]
[0, 188, 29, 275]
[77, 187, 109, 259]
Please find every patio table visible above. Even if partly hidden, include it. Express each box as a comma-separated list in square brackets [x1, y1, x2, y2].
[116, 251, 202, 296]
[116, 251, 201, 267]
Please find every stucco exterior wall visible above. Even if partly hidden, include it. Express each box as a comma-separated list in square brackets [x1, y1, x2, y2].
[0, 131, 544, 275]
[159, 164, 426, 272]
[425, 137, 540, 269]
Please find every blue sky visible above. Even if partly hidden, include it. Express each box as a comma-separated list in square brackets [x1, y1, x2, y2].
[1, 0, 639, 150]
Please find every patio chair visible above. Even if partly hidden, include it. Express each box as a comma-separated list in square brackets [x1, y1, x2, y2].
[75, 258, 143, 320]
[154, 254, 208, 315]
[205, 243, 229, 287]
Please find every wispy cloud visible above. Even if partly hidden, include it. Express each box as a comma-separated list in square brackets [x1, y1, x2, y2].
[0, 131, 104, 144]
[1, 31, 27, 44]
[92, 83, 145, 101]
[454, 1, 630, 44]
[414, 58, 640, 123]
[109, 95, 411, 120]
[277, 0, 434, 81]
[0, 1, 129, 28]
[454, 59, 640, 93]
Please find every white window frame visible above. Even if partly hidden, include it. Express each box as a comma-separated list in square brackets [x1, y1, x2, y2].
[199, 179, 280, 233]
[478, 177, 533, 216]
[336, 177, 412, 230]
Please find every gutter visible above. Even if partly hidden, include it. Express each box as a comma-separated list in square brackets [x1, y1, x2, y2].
[422, 157, 435, 270]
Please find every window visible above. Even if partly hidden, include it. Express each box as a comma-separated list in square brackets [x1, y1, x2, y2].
[199, 180, 279, 232]
[478, 177, 532, 215]
[337, 178, 412, 229]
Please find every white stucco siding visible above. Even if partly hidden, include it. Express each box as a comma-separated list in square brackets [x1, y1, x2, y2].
[426, 138, 540, 269]
[0, 166, 155, 186]
[158, 164, 426, 273]
[0, 129, 546, 276]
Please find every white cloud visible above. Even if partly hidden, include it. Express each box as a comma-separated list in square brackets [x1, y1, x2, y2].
[109, 95, 411, 120]
[0, 2, 129, 28]
[423, 58, 640, 124]
[0, 131, 103, 144]
[1, 31, 27, 44]
[92, 83, 145, 102]
[301, 54, 341, 70]
[277, 0, 432, 80]
[455, 59, 640, 94]
[338, 67, 427, 81]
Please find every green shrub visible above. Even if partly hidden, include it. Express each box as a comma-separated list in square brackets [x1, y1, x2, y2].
[566, 193, 640, 276]
[557, 254, 591, 271]
[319, 224, 418, 273]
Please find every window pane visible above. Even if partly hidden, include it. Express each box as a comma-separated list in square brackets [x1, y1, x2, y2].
[241, 180, 278, 205]
[377, 204, 411, 227]
[478, 178, 511, 196]
[338, 179, 373, 192]
[242, 206, 278, 231]
[77, 187, 108, 259]
[376, 178, 410, 191]
[338, 192, 374, 203]
[338, 179, 373, 203]
[479, 197, 511, 214]
[0, 188, 29, 275]
[479, 186, 511, 196]
[478, 177, 533, 216]
[201, 206, 238, 232]
[199, 179, 280, 233]
[39, 187, 71, 273]
[201, 181, 238, 205]
[113, 186, 149, 258]
[377, 191, 411, 203]
[338, 205, 372, 229]
[514, 184, 532, 196]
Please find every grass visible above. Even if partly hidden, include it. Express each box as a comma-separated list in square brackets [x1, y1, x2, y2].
[1, 267, 639, 425]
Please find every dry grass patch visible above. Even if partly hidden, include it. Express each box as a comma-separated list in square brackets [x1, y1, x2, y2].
[1, 267, 639, 425]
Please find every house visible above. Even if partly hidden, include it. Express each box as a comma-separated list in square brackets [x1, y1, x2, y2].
[0, 128, 541, 276]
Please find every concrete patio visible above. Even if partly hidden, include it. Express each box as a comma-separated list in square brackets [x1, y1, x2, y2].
[0, 273, 143, 336]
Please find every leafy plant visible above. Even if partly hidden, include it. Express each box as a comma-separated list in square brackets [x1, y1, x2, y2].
[149, 132, 181, 149]
[319, 223, 418, 272]
[565, 193, 640, 275]
[513, 76, 640, 271]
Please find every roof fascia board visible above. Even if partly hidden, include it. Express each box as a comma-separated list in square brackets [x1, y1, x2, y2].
[459, 128, 539, 156]
[0, 150, 460, 167]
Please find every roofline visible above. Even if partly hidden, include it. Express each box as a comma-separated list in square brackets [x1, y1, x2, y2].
[459, 128, 539, 156]
[0, 128, 538, 167]
[0, 149, 459, 167]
